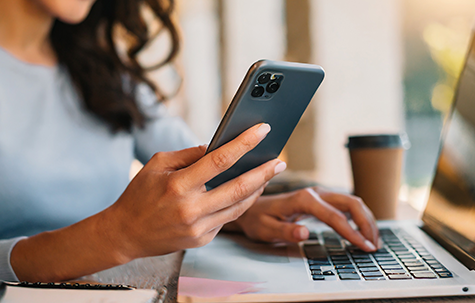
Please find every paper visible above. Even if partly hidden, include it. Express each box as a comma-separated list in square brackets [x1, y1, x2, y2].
[178, 276, 260, 298]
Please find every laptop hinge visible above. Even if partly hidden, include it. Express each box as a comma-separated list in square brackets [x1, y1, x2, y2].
[421, 224, 475, 270]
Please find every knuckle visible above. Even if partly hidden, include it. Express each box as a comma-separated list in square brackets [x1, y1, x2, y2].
[150, 151, 166, 163]
[240, 135, 256, 151]
[194, 233, 215, 248]
[175, 205, 197, 226]
[353, 196, 365, 206]
[232, 180, 249, 201]
[187, 224, 205, 239]
[230, 202, 246, 222]
[329, 210, 347, 223]
[166, 175, 186, 197]
[210, 151, 231, 170]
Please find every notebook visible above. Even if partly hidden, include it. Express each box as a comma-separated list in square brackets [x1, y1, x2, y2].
[177, 28, 475, 302]
[0, 282, 160, 303]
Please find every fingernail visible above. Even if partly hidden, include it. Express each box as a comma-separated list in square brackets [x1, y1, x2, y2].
[274, 161, 287, 175]
[294, 227, 309, 240]
[364, 239, 376, 251]
[256, 123, 271, 139]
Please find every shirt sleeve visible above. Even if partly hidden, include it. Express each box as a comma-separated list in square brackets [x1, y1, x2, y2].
[0, 237, 26, 281]
[133, 84, 200, 164]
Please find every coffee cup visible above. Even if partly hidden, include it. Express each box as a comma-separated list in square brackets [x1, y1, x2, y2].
[346, 134, 410, 220]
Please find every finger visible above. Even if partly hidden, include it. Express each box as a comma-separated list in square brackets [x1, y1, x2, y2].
[253, 215, 310, 243]
[178, 123, 271, 189]
[202, 159, 286, 214]
[148, 145, 207, 171]
[201, 183, 267, 231]
[318, 192, 379, 245]
[296, 189, 376, 251]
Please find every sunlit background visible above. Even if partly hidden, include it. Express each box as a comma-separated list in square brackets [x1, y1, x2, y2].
[137, 0, 475, 214]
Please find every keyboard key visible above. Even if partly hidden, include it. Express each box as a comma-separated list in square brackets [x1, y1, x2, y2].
[384, 269, 408, 275]
[429, 264, 445, 269]
[403, 262, 424, 267]
[359, 267, 380, 272]
[353, 256, 372, 261]
[407, 266, 429, 272]
[309, 264, 323, 270]
[310, 275, 325, 281]
[311, 269, 322, 275]
[323, 270, 335, 276]
[438, 272, 453, 278]
[308, 231, 319, 240]
[433, 267, 449, 272]
[380, 264, 403, 270]
[395, 252, 413, 257]
[308, 260, 331, 266]
[412, 272, 437, 279]
[304, 244, 327, 259]
[357, 263, 377, 268]
[329, 251, 347, 256]
[377, 261, 400, 266]
[374, 257, 396, 262]
[331, 255, 350, 261]
[361, 271, 383, 277]
[388, 274, 411, 280]
[422, 256, 436, 261]
[332, 260, 352, 265]
[400, 258, 418, 263]
[339, 274, 361, 280]
[337, 269, 357, 274]
[364, 276, 386, 281]
[355, 258, 373, 263]
[335, 265, 355, 269]
[391, 247, 409, 252]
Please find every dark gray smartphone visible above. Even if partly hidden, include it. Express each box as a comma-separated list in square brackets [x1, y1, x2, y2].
[205, 59, 325, 189]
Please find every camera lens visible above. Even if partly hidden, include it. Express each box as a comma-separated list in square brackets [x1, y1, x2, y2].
[251, 86, 265, 97]
[266, 81, 280, 93]
[257, 73, 271, 84]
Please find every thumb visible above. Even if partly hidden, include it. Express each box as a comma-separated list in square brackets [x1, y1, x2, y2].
[264, 217, 310, 243]
[150, 145, 207, 171]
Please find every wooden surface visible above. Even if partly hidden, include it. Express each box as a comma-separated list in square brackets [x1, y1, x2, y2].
[80, 202, 475, 303]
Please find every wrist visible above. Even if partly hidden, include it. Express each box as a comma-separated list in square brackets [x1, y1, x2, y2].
[95, 206, 136, 265]
[222, 220, 243, 233]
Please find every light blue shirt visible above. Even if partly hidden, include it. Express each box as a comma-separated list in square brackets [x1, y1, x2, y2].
[0, 47, 199, 281]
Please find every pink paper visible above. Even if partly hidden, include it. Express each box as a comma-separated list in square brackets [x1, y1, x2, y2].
[178, 276, 261, 298]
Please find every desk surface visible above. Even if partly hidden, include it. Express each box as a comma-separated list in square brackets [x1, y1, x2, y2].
[81, 202, 475, 303]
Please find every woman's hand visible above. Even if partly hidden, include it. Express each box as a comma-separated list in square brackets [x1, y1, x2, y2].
[11, 123, 287, 282]
[225, 187, 379, 252]
[105, 123, 287, 260]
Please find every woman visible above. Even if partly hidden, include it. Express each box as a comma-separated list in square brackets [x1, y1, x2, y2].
[0, 0, 378, 282]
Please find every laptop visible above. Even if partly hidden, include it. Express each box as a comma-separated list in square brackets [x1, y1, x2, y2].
[178, 30, 475, 302]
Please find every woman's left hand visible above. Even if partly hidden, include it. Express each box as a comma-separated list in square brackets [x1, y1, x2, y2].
[224, 187, 379, 252]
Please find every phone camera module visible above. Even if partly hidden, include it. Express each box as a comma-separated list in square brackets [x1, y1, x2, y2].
[257, 73, 271, 84]
[251, 85, 265, 97]
[266, 81, 280, 93]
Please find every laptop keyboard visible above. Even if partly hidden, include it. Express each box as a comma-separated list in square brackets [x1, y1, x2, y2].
[303, 228, 454, 281]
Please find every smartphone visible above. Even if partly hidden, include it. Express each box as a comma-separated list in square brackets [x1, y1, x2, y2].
[205, 59, 325, 189]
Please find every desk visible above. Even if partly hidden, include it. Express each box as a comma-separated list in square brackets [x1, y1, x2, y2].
[81, 201, 475, 303]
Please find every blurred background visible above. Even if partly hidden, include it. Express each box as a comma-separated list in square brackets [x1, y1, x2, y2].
[139, 0, 475, 212]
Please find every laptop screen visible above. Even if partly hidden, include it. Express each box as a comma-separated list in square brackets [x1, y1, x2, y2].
[422, 31, 475, 268]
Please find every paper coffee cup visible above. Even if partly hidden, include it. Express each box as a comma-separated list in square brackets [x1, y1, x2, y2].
[346, 134, 410, 220]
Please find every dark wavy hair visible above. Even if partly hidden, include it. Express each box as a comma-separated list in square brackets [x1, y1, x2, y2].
[50, 0, 179, 132]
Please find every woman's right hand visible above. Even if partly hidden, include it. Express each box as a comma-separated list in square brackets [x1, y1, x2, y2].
[11, 123, 284, 282]
[105, 123, 286, 261]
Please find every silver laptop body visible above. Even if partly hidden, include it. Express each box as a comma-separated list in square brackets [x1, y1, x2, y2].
[178, 32, 475, 302]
